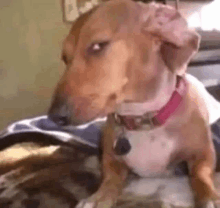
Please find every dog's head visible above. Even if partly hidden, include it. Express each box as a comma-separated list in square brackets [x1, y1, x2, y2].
[48, 0, 200, 126]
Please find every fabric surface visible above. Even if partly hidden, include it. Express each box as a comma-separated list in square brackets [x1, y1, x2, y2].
[0, 120, 219, 208]
[0, 74, 220, 208]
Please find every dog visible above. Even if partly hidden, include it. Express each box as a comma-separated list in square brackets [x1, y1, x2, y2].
[48, 0, 218, 207]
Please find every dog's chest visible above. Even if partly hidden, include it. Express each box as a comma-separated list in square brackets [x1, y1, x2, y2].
[115, 127, 177, 177]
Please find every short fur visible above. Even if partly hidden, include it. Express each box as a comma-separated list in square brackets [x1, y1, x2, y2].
[49, 1, 218, 207]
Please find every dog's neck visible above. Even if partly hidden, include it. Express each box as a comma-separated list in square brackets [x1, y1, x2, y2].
[116, 75, 178, 116]
[115, 75, 187, 130]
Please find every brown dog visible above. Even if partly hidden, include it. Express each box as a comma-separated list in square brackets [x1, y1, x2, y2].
[48, 1, 218, 207]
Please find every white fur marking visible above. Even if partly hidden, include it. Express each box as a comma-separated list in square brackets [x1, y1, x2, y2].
[120, 127, 176, 177]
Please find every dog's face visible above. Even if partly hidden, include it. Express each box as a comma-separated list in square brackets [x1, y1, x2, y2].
[48, 0, 200, 126]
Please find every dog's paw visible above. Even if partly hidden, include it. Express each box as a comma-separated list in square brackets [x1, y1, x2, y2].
[196, 200, 216, 208]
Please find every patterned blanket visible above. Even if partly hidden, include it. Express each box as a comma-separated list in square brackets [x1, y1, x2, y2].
[0, 74, 220, 208]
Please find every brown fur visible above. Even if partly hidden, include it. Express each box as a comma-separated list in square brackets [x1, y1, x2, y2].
[49, 1, 218, 207]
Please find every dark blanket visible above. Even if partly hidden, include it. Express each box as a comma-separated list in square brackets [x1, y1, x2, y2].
[0, 83, 219, 208]
[1, 114, 220, 172]
[0, 116, 220, 208]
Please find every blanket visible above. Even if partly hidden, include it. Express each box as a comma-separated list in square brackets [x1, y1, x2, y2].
[0, 74, 220, 208]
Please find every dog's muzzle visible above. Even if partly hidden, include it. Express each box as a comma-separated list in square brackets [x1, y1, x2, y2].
[48, 93, 72, 126]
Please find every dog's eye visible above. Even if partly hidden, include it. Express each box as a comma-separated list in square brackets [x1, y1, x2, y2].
[88, 41, 109, 54]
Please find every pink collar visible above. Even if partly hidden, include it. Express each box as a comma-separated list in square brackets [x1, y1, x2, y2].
[114, 76, 187, 130]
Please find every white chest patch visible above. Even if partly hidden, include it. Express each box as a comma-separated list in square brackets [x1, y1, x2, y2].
[118, 127, 177, 177]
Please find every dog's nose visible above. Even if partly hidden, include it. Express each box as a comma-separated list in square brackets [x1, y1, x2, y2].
[48, 94, 71, 126]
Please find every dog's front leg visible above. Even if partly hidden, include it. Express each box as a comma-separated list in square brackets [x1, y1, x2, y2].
[76, 115, 128, 208]
[188, 146, 218, 208]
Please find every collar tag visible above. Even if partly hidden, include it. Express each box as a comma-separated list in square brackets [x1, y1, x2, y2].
[113, 136, 131, 155]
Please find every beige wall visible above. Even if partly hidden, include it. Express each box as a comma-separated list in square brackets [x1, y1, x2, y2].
[0, 0, 71, 129]
[0, 0, 211, 129]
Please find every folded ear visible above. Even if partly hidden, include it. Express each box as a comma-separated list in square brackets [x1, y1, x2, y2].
[141, 3, 200, 74]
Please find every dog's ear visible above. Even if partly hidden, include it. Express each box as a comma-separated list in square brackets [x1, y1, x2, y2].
[141, 3, 200, 74]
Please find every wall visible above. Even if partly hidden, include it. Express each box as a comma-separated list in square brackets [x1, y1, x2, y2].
[1, 0, 219, 129]
[0, 0, 71, 129]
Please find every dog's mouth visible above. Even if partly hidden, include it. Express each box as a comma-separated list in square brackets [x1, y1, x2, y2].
[48, 97, 111, 127]
[48, 107, 103, 127]
[48, 87, 120, 127]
